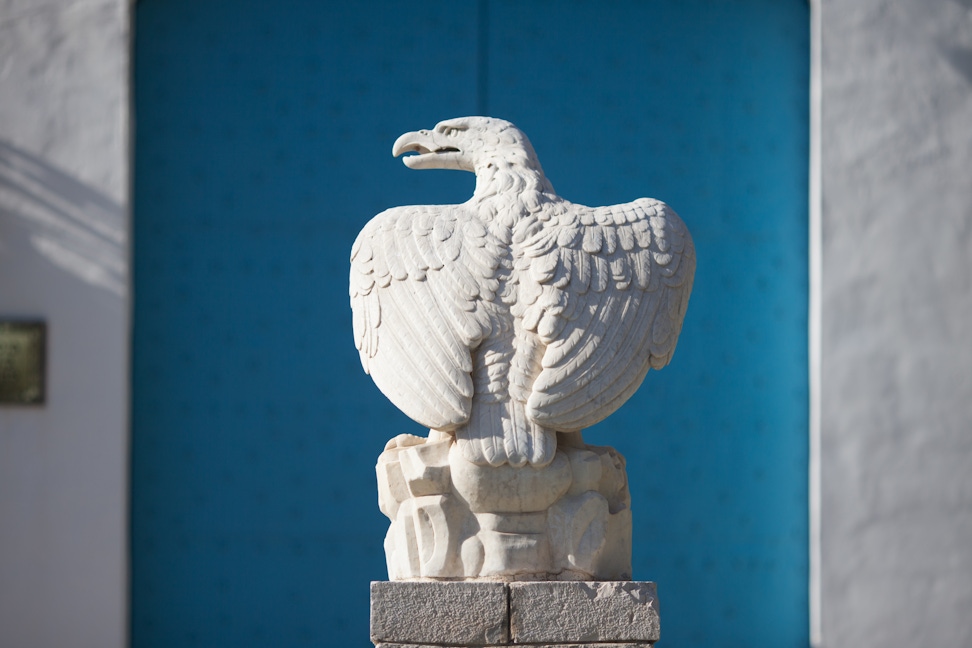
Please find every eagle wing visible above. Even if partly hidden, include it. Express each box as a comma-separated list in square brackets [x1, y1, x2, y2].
[518, 198, 696, 430]
[350, 204, 499, 429]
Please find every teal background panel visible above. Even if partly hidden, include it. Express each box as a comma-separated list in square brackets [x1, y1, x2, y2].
[485, 2, 810, 646]
[132, 2, 479, 647]
[132, 1, 808, 647]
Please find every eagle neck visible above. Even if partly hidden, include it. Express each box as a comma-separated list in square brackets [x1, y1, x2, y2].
[471, 159, 555, 208]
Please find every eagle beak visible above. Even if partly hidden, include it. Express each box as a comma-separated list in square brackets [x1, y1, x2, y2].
[392, 129, 470, 171]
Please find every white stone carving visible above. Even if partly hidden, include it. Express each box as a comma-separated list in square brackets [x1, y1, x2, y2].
[351, 117, 695, 580]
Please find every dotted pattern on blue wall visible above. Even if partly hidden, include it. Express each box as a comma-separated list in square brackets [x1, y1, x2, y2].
[132, 2, 809, 647]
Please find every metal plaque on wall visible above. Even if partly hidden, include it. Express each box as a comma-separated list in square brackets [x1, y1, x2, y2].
[0, 321, 46, 405]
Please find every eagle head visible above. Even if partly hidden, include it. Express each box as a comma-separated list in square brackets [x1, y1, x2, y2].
[392, 116, 541, 173]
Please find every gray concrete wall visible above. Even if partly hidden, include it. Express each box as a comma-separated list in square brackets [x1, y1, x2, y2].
[0, 1, 130, 647]
[819, 0, 972, 645]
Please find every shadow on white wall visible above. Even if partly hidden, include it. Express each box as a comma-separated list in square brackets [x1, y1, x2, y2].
[0, 140, 127, 648]
[0, 140, 126, 298]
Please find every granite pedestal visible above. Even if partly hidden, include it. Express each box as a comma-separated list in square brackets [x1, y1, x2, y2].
[370, 580, 660, 647]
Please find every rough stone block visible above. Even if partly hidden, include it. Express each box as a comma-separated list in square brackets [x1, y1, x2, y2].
[509, 581, 660, 643]
[370, 581, 508, 645]
[376, 644, 655, 648]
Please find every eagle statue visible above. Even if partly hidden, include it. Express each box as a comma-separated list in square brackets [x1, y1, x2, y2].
[350, 117, 695, 470]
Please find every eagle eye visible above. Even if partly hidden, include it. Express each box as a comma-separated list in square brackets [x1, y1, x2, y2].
[437, 124, 465, 137]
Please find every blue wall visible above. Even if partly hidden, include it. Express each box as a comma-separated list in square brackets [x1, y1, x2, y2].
[132, 1, 809, 646]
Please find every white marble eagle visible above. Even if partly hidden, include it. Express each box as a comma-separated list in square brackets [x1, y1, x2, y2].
[350, 117, 695, 469]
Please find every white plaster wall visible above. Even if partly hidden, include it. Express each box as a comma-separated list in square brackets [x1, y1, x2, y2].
[0, 1, 130, 647]
[819, 0, 972, 645]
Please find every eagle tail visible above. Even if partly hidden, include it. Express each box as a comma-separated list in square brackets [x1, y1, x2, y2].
[456, 398, 556, 468]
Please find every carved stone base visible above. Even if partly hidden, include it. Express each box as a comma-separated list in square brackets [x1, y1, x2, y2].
[376, 433, 632, 580]
[370, 581, 660, 646]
